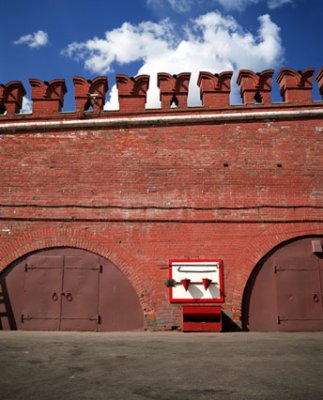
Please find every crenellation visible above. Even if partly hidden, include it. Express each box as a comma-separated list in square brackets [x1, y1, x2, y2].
[0, 81, 26, 115]
[237, 69, 274, 105]
[157, 72, 191, 109]
[316, 67, 323, 98]
[29, 79, 67, 114]
[116, 74, 150, 112]
[197, 71, 233, 108]
[276, 67, 315, 103]
[0, 67, 322, 119]
[73, 76, 108, 113]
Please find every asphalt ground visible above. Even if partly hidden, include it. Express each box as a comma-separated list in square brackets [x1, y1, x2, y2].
[1, 331, 323, 400]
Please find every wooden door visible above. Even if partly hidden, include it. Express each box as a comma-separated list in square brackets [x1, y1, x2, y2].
[275, 256, 323, 331]
[243, 237, 323, 331]
[22, 255, 63, 330]
[1, 247, 144, 332]
[60, 254, 100, 331]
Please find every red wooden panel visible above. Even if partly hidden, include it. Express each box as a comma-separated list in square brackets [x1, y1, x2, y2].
[22, 256, 63, 331]
[182, 305, 222, 332]
[182, 322, 221, 332]
[183, 305, 220, 313]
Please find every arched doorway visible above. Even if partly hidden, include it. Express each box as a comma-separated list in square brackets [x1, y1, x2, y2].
[242, 236, 323, 331]
[0, 247, 144, 331]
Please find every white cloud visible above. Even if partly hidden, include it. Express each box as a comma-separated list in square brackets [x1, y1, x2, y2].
[63, 12, 283, 109]
[147, 0, 259, 12]
[147, 0, 294, 12]
[147, 0, 195, 12]
[167, 0, 194, 12]
[215, 0, 259, 11]
[216, 0, 294, 10]
[20, 97, 32, 114]
[63, 20, 174, 75]
[267, 0, 293, 9]
[14, 30, 48, 49]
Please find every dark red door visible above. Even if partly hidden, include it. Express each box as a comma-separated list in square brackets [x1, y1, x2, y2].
[243, 237, 323, 331]
[60, 255, 100, 331]
[22, 255, 63, 330]
[98, 259, 144, 331]
[275, 256, 323, 331]
[0, 247, 144, 331]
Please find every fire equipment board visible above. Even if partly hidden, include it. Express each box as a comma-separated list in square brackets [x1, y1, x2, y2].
[169, 259, 224, 303]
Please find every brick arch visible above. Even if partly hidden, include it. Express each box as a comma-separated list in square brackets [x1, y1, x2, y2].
[0, 227, 153, 319]
[230, 222, 323, 320]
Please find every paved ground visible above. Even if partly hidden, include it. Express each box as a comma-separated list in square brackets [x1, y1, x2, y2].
[1, 331, 323, 400]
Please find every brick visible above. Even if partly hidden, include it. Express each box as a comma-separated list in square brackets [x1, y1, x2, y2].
[0, 68, 322, 330]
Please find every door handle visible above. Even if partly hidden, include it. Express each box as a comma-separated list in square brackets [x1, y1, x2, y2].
[62, 292, 73, 302]
[66, 292, 73, 302]
[52, 292, 59, 302]
[313, 294, 320, 303]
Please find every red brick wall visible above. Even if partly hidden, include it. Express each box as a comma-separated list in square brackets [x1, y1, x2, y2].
[0, 68, 322, 329]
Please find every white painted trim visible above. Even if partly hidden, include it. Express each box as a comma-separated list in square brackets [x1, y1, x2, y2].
[0, 108, 322, 132]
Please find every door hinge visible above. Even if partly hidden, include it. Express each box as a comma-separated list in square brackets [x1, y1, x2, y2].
[90, 315, 101, 324]
[312, 240, 323, 254]
[21, 314, 32, 323]
[277, 315, 289, 324]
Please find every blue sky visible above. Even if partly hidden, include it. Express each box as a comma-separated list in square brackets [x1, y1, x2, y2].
[1, 0, 322, 111]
